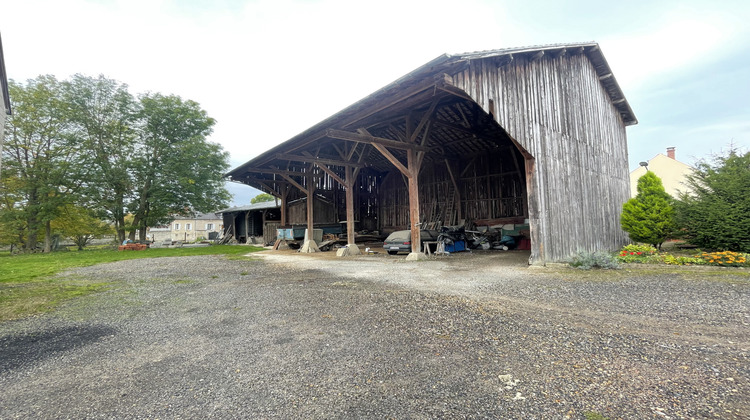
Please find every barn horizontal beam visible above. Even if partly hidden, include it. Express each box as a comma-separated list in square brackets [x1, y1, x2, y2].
[243, 167, 324, 178]
[274, 153, 364, 168]
[326, 129, 429, 152]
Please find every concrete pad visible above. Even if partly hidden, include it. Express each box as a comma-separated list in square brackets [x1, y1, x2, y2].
[405, 252, 428, 261]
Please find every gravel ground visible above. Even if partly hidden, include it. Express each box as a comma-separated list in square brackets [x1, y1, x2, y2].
[0, 248, 748, 419]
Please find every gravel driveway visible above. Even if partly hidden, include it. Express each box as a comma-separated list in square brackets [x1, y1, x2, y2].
[1, 249, 748, 419]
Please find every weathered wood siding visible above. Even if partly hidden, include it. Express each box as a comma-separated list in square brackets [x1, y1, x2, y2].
[450, 53, 630, 263]
[378, 149, 527, 233]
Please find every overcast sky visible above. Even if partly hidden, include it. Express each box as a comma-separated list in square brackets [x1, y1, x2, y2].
[2, 0, 748, 205]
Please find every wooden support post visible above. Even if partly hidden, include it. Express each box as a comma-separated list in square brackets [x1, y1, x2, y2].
[280, 184, 289, 226]
[407, 148, 422, 255]
[345, 165, 356, 247]
[301, 170, 320, 252]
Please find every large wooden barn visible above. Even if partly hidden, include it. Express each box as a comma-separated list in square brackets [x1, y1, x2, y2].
[226, 42, 637, 264]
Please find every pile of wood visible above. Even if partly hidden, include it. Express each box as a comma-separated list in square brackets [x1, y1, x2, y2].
[118, 243, 147, 251]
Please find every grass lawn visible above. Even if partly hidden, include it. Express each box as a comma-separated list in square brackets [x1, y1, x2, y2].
[0, 245, 264, 322]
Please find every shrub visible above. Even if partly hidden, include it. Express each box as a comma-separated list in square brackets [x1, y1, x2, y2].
[621, 172, 677, 249]
[616, 244, 658, 263]
[675, 149, 750, 253]
[697, 251, 749, 267]
[569, 251, 620, 270]
[660, 254, 705, 265]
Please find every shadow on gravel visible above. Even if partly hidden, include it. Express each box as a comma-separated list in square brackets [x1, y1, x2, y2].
[0, 325, 116, 372]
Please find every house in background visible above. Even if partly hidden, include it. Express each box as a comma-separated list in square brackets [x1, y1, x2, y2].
[148, 212, 223, 243]
[1, 33, 12, 176]
[630, 147, 694, 197]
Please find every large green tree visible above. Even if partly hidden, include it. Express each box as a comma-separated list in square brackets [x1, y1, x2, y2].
[675, 149, 750, 252]
[1, 76, 77, 251]
[2, 74, 230, 250]
[128, 93, 230, 240]
[621, 171, 677, 249]
[62, 74, 139, 244]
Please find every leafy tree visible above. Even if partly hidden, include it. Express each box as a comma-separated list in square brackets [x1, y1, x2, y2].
[621, 171, 676, 249]
[62, 74, 139, 244]
[2, 74, 229, 250]
[0, 176, 28, 250]
[675, 149, 750, 252]
[127, 93, 230, 241]
[1, 76, 77, 251]
[251, 193, 275, 204]
[51, 204, 114, 250]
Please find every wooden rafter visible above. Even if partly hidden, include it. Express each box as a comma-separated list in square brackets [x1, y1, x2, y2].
[279, 173, 308, 195]
[409, 96, 440, 143]
[244, 167, 323, 178]
[372, 143, 409, 177]
[339, 73, 451, 130]
[275, 153, 364, 168]
[433, 119, 476, 137]
[326, 129, 428, 152]
[316, 164, 346, 187]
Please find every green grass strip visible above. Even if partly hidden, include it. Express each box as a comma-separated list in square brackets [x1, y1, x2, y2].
[0, 245, 263, 322]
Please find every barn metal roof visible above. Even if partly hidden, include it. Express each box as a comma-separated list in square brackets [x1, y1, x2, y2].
[226, 42, 636, 193]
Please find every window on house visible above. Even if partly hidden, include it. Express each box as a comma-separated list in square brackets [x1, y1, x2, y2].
[186, 223, 192, 231]
[206, 223, 214, 230]
[174, 223, 180, 230]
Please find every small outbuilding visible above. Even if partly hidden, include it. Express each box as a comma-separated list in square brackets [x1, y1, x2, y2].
[226, 42, 637, 264]
[218, 201, 282, 245]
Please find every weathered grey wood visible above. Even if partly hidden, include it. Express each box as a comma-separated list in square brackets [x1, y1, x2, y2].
[448, 51, 630, 262]
[407, 148, 422, 253]
[226, 43, 635, 263]
[275, 153, 364, 168]
[372, 143, 409, 177]
[326, 129, 428, 152]
[345, 165, 355, 245]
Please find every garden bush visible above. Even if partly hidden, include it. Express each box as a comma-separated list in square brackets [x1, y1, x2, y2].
[569, 251, 620, 270]
[616, 244, 658, 263]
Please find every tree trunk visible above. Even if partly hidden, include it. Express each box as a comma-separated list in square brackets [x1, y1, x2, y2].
[25, 190, 39, 251]
[25, 215, 38, 251]
[44, 221, 52, 252]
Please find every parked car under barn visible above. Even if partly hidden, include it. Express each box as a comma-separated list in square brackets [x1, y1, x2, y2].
[383, 229, 439, 255]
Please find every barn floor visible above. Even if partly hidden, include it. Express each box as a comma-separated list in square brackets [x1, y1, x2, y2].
[269, 241, 532, 266]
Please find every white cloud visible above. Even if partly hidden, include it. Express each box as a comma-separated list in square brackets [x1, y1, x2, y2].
[2, 0, 748, 204]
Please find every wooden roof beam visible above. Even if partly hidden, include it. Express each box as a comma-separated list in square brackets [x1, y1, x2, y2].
[243, 167, 323, 178]
[409, 96, 440, 143]
[279, 173, 308, 195]
[275, 153, 364, 168]
[372, 143, 409, 177]
[340, 73, 451, 129]
[433, 119, 477, 137]
[315, 164, 346, 187]
[326, 129, 429, 152]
